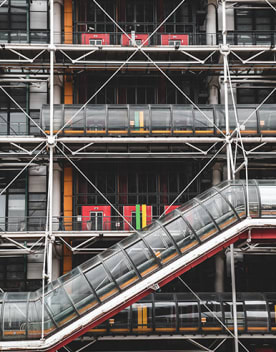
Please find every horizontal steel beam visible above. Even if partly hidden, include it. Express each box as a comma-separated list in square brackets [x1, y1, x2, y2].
[0, 136, 276, 145]
[1, 43, 276, 53]
[94, 334, 276, 340]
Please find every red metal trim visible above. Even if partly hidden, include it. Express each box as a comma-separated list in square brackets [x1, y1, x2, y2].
[240, 228, 276, 240]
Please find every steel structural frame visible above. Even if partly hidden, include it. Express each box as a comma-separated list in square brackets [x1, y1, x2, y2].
[0, 0, 275, 350]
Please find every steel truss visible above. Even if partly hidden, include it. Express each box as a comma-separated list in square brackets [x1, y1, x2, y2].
[0, 0, 275, 350]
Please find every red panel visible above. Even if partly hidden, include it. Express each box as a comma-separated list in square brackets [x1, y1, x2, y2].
[121, 34, 150, 46]
[164, 205, 179, 214]
[81, 206, 111, 230]
[161, 34, 189, 45]
[123, 205, 152, 230]
[81, 33, 110, 45]
[240, 228, 276, 240]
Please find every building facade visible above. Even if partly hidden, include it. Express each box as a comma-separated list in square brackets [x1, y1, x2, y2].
[0, 0, 276, 351]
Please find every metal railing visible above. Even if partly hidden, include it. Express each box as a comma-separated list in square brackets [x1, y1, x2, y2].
[0, 215, 158, 232]
[0, 30, 275, 46]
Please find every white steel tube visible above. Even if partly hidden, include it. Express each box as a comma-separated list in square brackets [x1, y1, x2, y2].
[47, 0, 55, 283]
[47, 146, 54, 283]
[206, 0, 217, 45]
[222, 1, 238, 350]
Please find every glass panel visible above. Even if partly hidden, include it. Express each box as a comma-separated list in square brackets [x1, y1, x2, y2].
[53, 105, 63, 131]
[194, 108, 213, 133]
[109, 307, 130, 332]
[220, 186, 242, 221]
[119, 233, 140, 249]
[196, 187, 217, 202]
[99, 243, 121, 261]
[64, 106, 84, 132]
[259, 106, 276, 133]
[259, 185, 276, 217]
[108, 107, 128, 132]
[41, 105, 49, 130]
[230, 185, 246, 218]
[237, 107, 257, 132]
[155, 302, 176, 331]
[200, 300, 223, 332]
[0, 111, 8, 135]
[183, 205, 217, 242]
[78, 255, 101, 273]
[158, 209, 179, 224]
[8, 194, 25, 232]
[129, 105, 149, 132]
[267, 296, 276, 331]
[178, 199, 198, 214]
[62, 271, 98, 315]
[10, 112, 26, 135]
[244, 298, 268, 332]
[125, 240, 158, 277]
[132, 302, 152, 332]
[248, 184, 259, 218]
[202, 192, 237, 230]
[44, 285, 77, 327]
[104, 250, 139, 290]
[215, 106, 237, 132]
[165, 216, 198, 253]
[223, 301, 245, 331]
[151, 107, 171, 132]
[172, 106, 193, 133]
[28, 300, 53, 339]
[86, 105, 106, 131]
[178, 301, 199, 331]
[85, 264, 118, 302]
[3, 301, 27, 339]
[143, 227, 178, 264]
[0, 194, 6, 231]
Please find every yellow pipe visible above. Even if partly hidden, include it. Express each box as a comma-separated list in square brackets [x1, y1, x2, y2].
[142, 204, 147, 228]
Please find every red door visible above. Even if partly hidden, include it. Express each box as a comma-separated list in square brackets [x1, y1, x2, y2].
[82, 206, 111, 231]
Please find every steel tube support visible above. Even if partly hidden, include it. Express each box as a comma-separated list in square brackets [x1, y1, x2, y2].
[222, 1, 238, 350]
[230, 243, 239, 351]
[213, 163, 224, 293]
[206, 0, 217, 45]
[47, 0, 55, 283]
[47, 146, 54, 283]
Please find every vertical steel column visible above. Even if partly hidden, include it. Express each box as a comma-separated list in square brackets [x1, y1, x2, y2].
[206, 0, 217, 45]
[222, 1, 239, 350]
[47, 0, 55, 283]
[213, 163, 225, 293]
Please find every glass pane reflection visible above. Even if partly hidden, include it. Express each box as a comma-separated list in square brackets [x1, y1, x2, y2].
[144, 227, 178, 264]
[183, 205, 217, 241]
[104, 251, 139, 289]
[125, 240, 158, 277]
[85, 264, 118, 302]
[165, 217, 198, 253]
